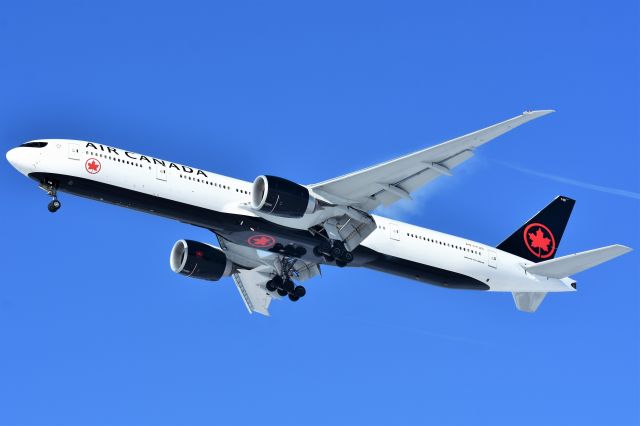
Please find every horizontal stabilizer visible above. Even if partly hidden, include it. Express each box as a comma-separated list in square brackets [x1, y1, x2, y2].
[512, 292, 547, 313]
[524, 245, 632, 278]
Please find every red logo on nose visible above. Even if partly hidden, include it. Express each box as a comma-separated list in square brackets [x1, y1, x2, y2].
[523, 223, 556, 259]
[248, 234, 276, 248]
[85, 158, 101, 174]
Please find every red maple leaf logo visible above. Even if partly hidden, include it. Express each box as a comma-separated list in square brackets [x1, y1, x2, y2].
[85, 158, 101, 174]
[523, 223, 556, 259]
[248, 235, 275, 248]
[251, 236, 271, 246]
[528, 228, 551, 252]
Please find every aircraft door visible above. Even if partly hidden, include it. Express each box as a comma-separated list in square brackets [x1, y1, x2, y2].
[68, 143, 80, 160]
[389, 223, 401, 241]
[156, 164, 167, 181]
[488, 249, 497, 268]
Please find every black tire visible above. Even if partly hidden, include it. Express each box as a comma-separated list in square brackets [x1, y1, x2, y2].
[343, 251, 354, 263]
[288, 293, 300, 302]
[271, 275, 283, 288]
[283, 279, 295, 293]
[47, 201, 58, 213]
[336, 260, 347, 268]
[331, 245, 344, 258]
[266, 280, 277, 292]
[294, 286, 306, 298]
[52, 200, 61, 209]
[277, 289, 288, 297]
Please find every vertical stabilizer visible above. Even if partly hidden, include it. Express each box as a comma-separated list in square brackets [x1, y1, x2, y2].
[497, 196, 575, 263]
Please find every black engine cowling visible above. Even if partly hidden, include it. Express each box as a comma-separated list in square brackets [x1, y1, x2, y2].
[251, 175, 317, 218]
[170, 239, 232, 281]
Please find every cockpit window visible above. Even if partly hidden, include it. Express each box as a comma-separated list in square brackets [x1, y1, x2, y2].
[20, 142, 48, 148]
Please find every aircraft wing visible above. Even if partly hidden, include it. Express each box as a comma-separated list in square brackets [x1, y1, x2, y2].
[218, 237, 321, 316]
[309, 110, 554, 212]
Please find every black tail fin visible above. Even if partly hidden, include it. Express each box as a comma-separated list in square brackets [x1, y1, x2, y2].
[496, 196, 575, 263]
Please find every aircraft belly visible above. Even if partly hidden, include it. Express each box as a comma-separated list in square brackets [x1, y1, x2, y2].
[29, 171, 488, 290]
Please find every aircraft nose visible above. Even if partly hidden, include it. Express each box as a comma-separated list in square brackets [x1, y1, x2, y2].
[6, 147, 31, 175]
[6, 147, 20, 166]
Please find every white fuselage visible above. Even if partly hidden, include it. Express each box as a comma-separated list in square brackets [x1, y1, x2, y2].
[6, 140, 576, 294]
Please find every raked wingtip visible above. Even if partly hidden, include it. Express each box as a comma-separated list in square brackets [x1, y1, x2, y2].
[523, 109, 555, 117]
[615, 244, 633, 254]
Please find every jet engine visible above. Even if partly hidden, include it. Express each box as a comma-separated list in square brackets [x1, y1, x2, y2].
[251, 175, 318, 218]
[170, 239, 233, 281]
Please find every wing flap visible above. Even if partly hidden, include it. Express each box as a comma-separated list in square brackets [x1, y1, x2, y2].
[232, 269, 273, 316]
[377, 149, 475, 207]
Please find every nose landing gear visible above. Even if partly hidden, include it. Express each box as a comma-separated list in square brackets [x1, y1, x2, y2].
[48, 199, 61, 213]
[40, 179, 61, 213]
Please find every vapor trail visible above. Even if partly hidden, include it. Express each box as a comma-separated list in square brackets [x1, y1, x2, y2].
[495, 161, 640, 201]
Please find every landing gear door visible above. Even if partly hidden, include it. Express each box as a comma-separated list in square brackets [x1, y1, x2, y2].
[156, 164, 167, 181]
[389, 223, 401, 241]
[68, 143, 80, 160]
[488, 249, 497, 268]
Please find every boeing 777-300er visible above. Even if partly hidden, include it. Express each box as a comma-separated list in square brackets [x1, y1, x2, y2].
[6, 110, 632, 315]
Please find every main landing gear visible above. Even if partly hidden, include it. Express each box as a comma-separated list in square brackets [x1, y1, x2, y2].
[40, 179, 61, 213]
[265, 257, 307, 302]
[313, 240, 354, 267]
[265, 276, 307, 302]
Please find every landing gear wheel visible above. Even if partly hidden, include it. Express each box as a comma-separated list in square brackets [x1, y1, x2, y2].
[343, 251, 354, 263]
[336, 260, 347, 268]
[266, 280, 277, 292]
[294, 285, 306, 298]
[288, 293, 300, 302]
[331, 245, 345, 259]
[283, 279, 295, 293]
[48, 199, 61, 213]
[276, 289, 288, 297]
[271, 275, 283, 288]
[40, 180, 61, 213]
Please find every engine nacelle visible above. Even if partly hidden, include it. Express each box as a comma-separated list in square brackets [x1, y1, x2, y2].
[251, 175, 317, 218]
[170, 239, 233, 281]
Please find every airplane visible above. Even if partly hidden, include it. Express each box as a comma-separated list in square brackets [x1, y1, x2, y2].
[6, 110, 632, 315]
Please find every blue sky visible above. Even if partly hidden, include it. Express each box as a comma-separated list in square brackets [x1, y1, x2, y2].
[1, 1, 638, 425]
